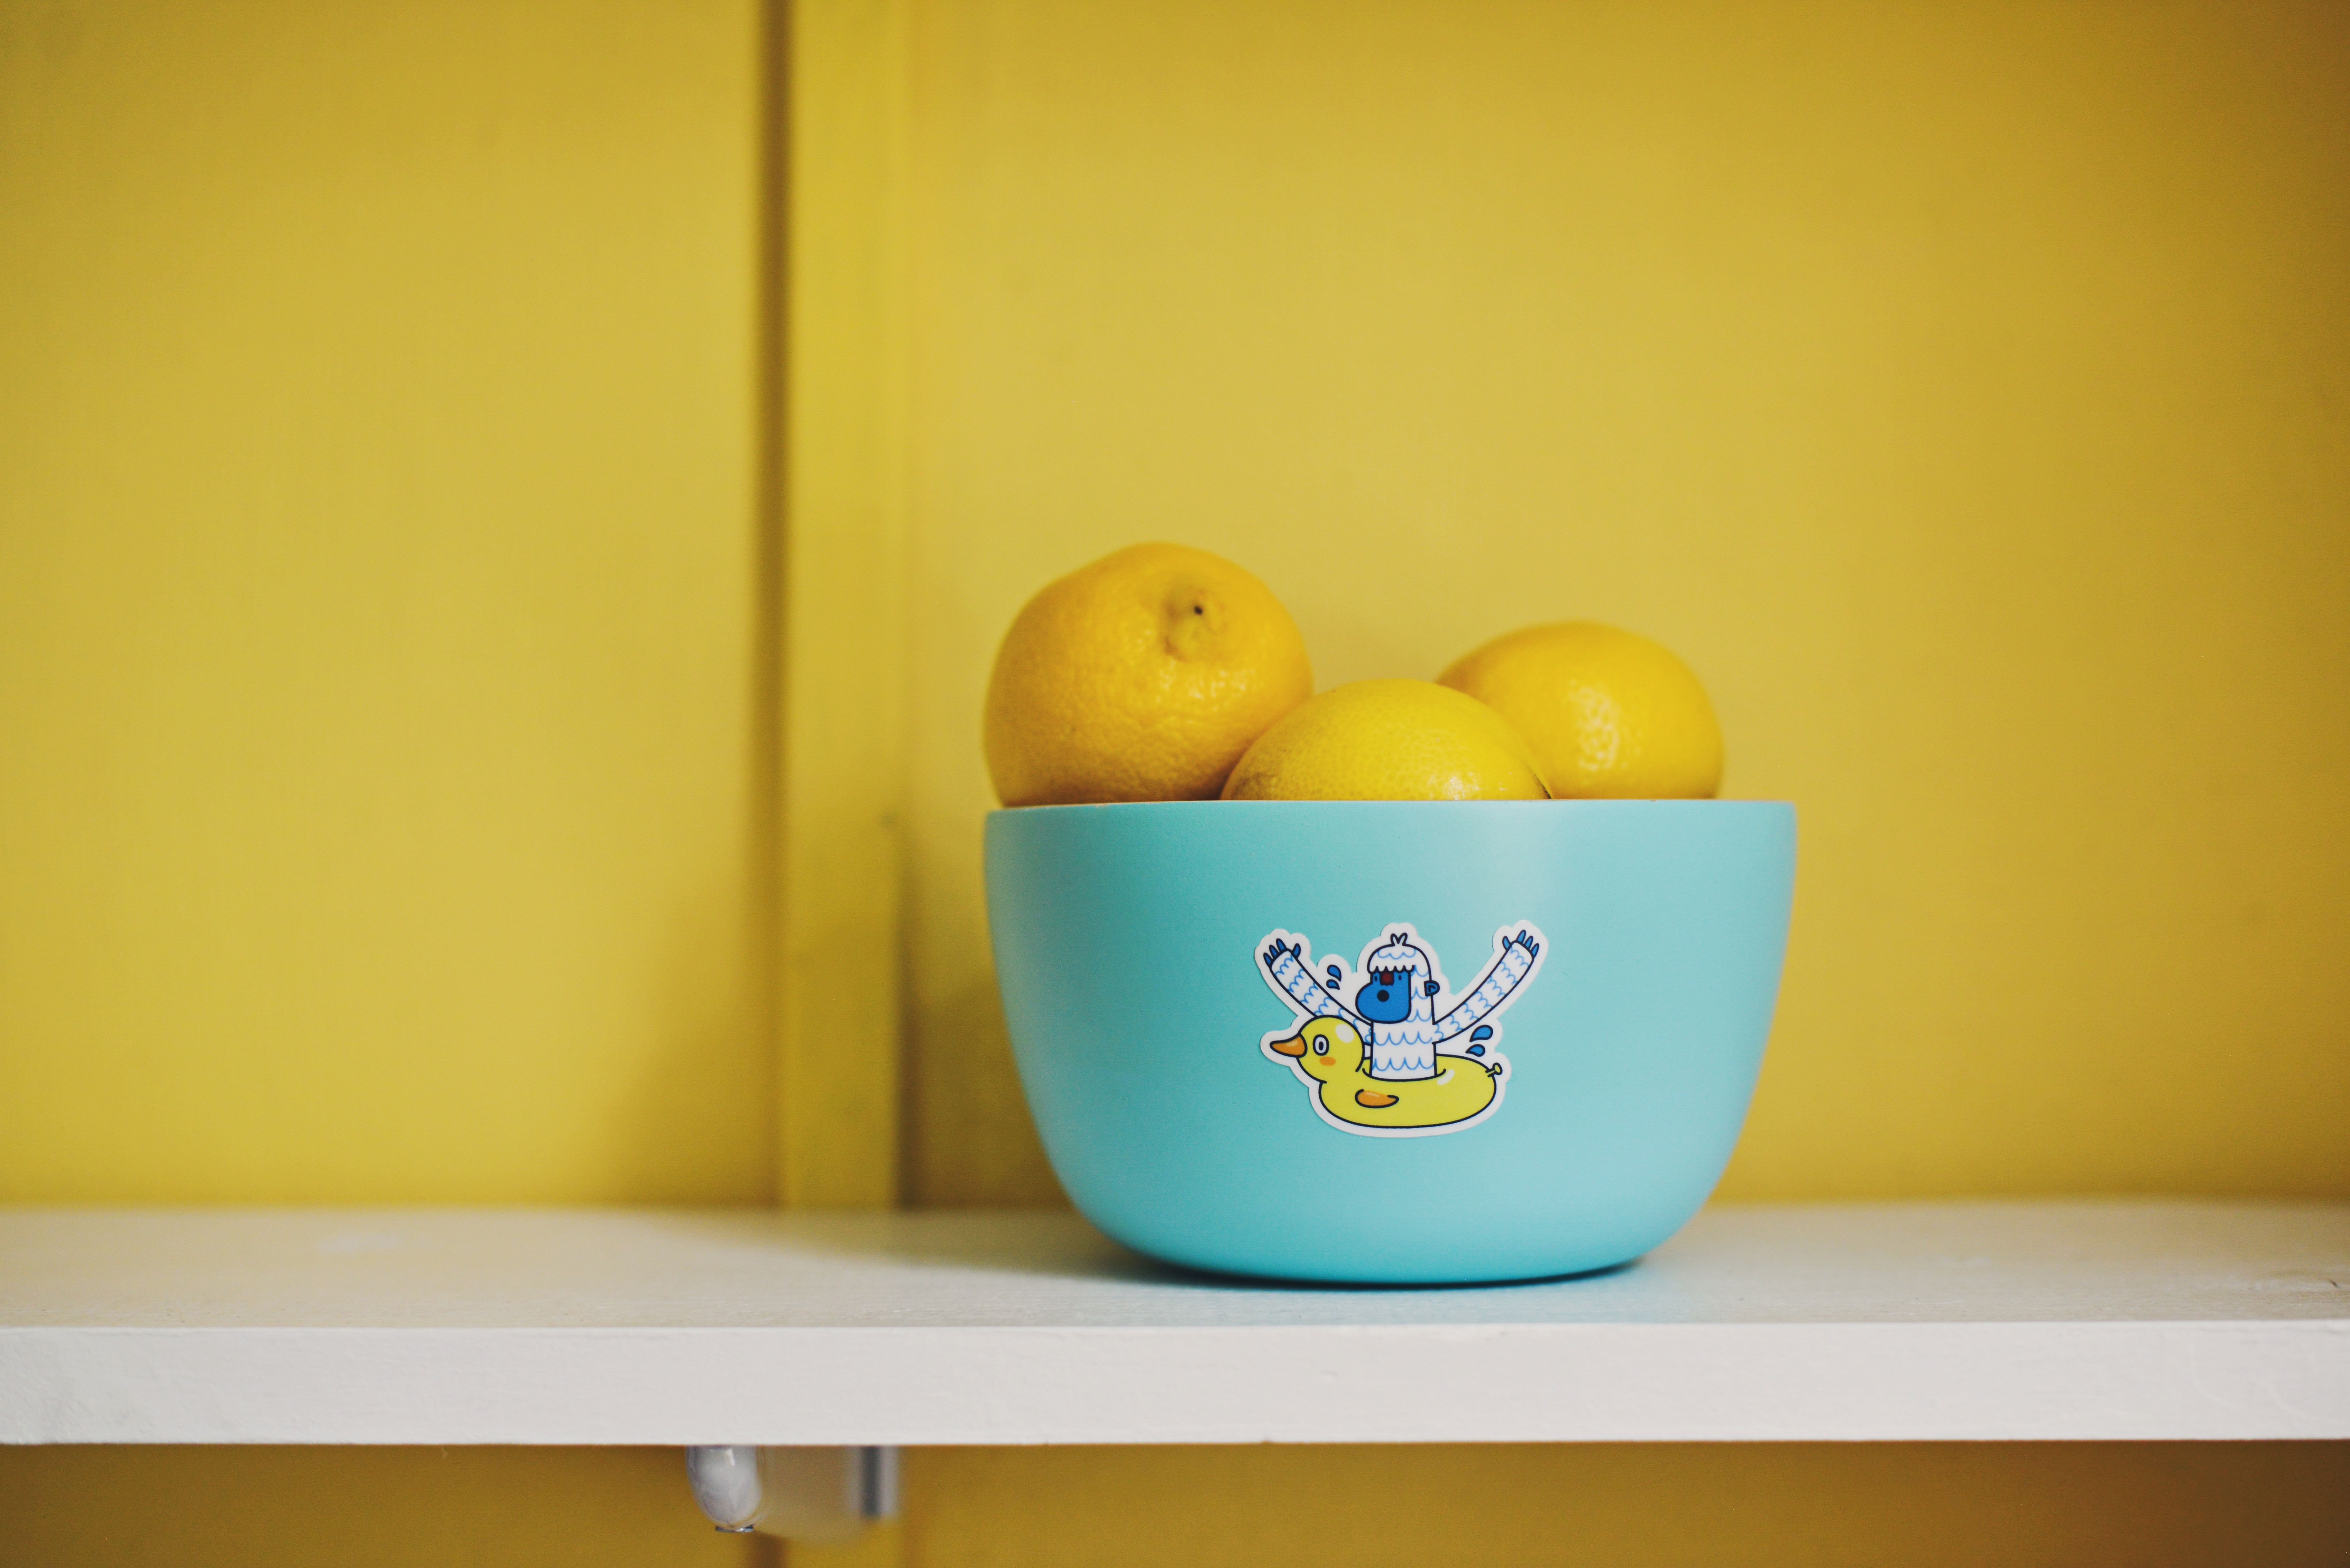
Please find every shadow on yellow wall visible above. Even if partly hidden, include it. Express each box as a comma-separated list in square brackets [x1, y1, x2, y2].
[0, 1448, 775, 1568]
[4, 1443, 2346, 1567]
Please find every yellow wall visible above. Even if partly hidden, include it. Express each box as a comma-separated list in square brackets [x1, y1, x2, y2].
[0, 0, 773, 1204]
[4, 0, 2348, 1564]
[896, 0, 2350, 1205]
[7, 1443, 2347, 1568]
[1, 1446, 768, 1568]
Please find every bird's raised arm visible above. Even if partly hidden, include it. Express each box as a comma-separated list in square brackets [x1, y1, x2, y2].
[1432, 928, 1542, 1041]
[1259, 936, 1356, 1023]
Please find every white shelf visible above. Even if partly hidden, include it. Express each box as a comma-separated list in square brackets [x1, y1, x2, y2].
[3, 1200, 2343, 1445]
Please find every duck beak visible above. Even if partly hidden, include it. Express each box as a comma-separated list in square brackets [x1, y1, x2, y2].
[1269, 1030, 1307, 1057]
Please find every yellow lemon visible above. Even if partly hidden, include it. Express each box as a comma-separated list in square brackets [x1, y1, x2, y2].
[1438, 622, 1723, 798]
[1221, 679, 1549, 801]
[984, 543, 1314, 806]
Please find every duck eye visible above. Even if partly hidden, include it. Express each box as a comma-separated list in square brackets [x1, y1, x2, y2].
[1312, 1036, 1329, 1055]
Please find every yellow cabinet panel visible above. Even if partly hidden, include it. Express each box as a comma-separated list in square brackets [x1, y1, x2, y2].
[0, 0, 770, 1202]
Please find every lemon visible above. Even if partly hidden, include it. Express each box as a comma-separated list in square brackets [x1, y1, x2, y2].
[1220, 679, 1549, 801]
[984, 543, 1314, 806]
[1438, 622, 1723, 798]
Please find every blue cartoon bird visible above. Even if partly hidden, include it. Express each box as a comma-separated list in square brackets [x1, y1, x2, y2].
[1257, 921, 1543, 1084]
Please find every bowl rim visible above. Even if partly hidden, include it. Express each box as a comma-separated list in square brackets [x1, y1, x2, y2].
[988, 797, 1793, 818]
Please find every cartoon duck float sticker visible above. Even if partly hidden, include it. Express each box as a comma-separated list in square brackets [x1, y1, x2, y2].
[1255, 921, 1545, 1137]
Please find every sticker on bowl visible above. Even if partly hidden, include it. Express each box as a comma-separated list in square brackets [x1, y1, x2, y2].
[1255, 921, 1545, 1138]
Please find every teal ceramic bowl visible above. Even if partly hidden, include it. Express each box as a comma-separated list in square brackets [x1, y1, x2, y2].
[984, 799, 1796, 1285]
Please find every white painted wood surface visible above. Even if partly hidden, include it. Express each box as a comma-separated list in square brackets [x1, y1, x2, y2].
[3, 1201, 2343, 1445]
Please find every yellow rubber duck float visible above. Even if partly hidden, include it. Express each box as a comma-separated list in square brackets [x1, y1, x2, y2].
[1266, 1016, 1504, 1133]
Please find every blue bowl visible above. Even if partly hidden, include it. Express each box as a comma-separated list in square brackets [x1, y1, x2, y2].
[984, 799, 1796, 1285]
